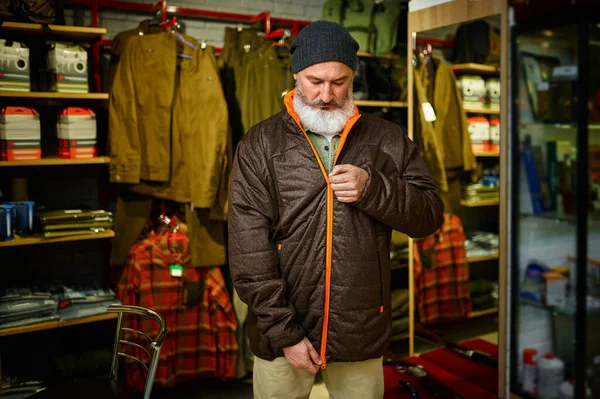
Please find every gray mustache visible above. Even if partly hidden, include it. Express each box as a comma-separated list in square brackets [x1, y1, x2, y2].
[310, 99, 342, 107]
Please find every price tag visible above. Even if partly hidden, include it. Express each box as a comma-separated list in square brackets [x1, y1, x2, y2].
[170, 265, 183, 278]
[422, 102, 437, 122]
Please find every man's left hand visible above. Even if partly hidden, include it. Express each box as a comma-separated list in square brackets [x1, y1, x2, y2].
[329, 164, 368, 203]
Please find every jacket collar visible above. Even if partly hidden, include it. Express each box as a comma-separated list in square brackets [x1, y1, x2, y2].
[283, 89, 360, 132]
[283, 89, 362, 165]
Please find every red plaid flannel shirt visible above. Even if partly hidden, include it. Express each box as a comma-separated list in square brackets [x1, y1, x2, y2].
[414, 213, 472, 324]
[117, 228, 238, 390]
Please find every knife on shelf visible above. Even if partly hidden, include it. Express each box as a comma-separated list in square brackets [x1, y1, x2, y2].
[415, 325, 498, 368]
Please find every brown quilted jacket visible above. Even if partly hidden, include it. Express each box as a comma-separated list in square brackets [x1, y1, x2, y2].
[228, 90, 444, 367]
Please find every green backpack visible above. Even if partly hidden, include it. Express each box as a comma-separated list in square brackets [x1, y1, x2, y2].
[323, 0, 402, 56]
[0, 0, 62, 24]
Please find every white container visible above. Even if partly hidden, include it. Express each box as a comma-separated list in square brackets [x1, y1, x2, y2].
[538, 353, 564, 399]
[591, 355, 600, 398]
[558, 379, 591, 398]
[522, 348, 538, 395]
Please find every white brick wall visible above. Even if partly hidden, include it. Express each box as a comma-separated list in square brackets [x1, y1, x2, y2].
[66, 0, 328, 48]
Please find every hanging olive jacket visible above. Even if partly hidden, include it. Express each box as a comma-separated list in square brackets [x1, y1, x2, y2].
[228, 90, 444, 367]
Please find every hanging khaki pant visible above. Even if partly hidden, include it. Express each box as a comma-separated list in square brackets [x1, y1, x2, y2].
[252, 356, 384, 399]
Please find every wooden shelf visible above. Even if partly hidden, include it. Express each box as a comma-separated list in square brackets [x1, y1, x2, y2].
[473, 151, 500, 157]
[0, 229, 115, 247]
[461, 199, 499, 207]
[468, 254, 499, 263]
[390, 332, 410, 342]
[467, 308, 498, 319]
[0, 92, 108, 100]
[0, 156, 110, 167]
[0, 313, 118, 338]
[452, 63, 500, 75]
[464, 107, 500, 115]
[390, 263, 409, 271]
[0, 22, 106, 41]
[357, 51, 401, 60]
[355, 100, 407, 108]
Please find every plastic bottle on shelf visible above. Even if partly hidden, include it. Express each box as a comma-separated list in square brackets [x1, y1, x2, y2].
[558, 378, 591, 398]
[591, 355, 600, 398]
[523, 348, 538, 395]
[538, 353, 564, 399]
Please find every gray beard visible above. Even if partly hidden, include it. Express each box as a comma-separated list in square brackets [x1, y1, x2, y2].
[292, 83, 355, 138]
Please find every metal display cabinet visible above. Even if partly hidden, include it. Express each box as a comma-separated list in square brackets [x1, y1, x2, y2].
[509, 2, 600, 398]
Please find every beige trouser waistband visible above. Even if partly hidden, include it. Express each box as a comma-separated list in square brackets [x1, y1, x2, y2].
[253, 356, 384, 399]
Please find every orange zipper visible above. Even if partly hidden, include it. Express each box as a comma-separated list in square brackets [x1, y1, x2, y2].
[283, 90, 361, 369]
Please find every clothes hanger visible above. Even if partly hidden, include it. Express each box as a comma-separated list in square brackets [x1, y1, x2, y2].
[154, 200, 171, 233]
[161, 14, 180, 31]
[421, 43, 437, 78]
[157, 15, 198, 58]
[146, 9, 161, 27]
[151, 199, 182, 234]
[269, 28, 291, 47]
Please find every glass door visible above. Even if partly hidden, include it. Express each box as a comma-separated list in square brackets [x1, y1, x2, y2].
[585, 20, 600, 399]
[510, 18, 598, 398]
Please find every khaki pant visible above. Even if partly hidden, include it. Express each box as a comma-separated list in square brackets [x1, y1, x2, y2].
[253, 356, 384, 399]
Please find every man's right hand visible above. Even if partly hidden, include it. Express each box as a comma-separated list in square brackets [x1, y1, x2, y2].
[283, 337, 322, 375]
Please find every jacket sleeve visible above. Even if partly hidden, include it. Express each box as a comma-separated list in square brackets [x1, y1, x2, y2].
[227, 133, 305, 352]
[109, 39, 141, 184]
[209, 122, 233, 222]
[354, 132, 444, 238]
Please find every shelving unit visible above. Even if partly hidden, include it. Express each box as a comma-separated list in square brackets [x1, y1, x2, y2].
[452, 63, 500, 75]
[0, 156, 110, 167]
[390, 263, 409, 271]
[461, 199, 500, 207]
[407, 3, 507, 392]
[0, 21, 115, 353]
[509, 16, 600, 396]
[0, 313, 118, 338]
[0, 92, 109, 100]
[357, 51, 401, 60]
[468, 254, 500, 263]
[0, 230, 115, 247]
[390, 332, 410, 342]
[0, 21, 106, 41]
[467, 308, 499, 319]
[473, 151, 500, 157]
[354, 100, 408, 108]
[464, 108, 500, 115]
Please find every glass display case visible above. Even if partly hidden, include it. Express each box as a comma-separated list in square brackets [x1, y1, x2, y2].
[510, 4, 600, 398]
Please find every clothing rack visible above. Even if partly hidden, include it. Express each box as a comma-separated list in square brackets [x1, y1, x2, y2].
[64, 0, 311, 92]
[415, 37, 455, 47]
[412, 36, 455, 61]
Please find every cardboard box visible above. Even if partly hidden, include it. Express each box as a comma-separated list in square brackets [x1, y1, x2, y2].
[486, 78, 500, 110]
[58, 139, 97, 148]
[457, 75, 486, 109]
[58, 146, 97, 159]
[542, 271, 567, 308]
[1, 146, 42, 161]
[489, 118, 500, 152]
[467, 116, 490, 153]
[47, 43, 89, 93]
[0, 39, 30, 92]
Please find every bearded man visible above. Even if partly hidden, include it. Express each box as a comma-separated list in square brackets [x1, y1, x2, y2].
[228, 20, 444, 399]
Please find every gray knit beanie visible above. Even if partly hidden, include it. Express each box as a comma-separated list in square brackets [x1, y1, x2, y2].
[290, 20, 359, 73]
